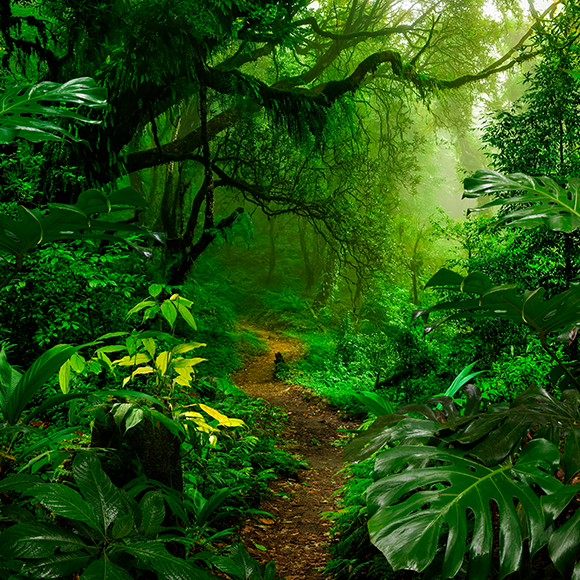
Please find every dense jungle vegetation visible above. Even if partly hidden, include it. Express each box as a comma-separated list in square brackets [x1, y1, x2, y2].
[3, 0, 580, 579]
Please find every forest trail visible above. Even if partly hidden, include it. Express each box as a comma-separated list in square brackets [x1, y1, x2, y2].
[232, 323, 358, 580]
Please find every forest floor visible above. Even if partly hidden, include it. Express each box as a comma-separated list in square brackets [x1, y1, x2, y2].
[232, 323, 359, 580]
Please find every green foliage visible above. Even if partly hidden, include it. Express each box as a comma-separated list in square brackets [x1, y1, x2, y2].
[415, 268, 580, 389]
[481, 58, 580, 177]
[209, 543, 281, 580]
[0, 185, 154, 288]
[368, 440, 556, 580]
[0, 343, 80, 425]
[346, 384, 580, 579]
[0, 241, 149, 365]
[0, 453, 219, 580]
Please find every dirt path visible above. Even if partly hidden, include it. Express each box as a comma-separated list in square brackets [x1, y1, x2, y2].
[232, 324, 358, 580]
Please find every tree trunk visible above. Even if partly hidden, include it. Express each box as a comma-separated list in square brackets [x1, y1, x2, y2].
[299, 218, 315, 294]
[267, 216, 276, 284]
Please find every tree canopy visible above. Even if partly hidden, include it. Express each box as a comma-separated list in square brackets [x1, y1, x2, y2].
[0, 0, 565, 282]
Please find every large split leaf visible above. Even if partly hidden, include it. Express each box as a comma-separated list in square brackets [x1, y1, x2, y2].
[463, 169, 580, 232]
[0, 77, 106, 144]
[414, 268, 580, 346]
[367, 439, 560, 580]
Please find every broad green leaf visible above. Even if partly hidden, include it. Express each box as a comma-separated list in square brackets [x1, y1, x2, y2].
[156, 351, 171, 375]
[139, 491, 165, 536]
[125, 300, 156, 320]
[94, 345, 126, 354]
[230, 543, 262, 580]
[0, 346, 22, 415]
[149, 284, 164, 297]
[72, 454, 122, 530]
[142, 337, 156, 359]
[0, 78, 106, 144]
[4, 344, 78, 424]
[124, 408, 144, 432]
[353, 391, 396, 416]
[160, 301, 178, 329]
[172, 342, 206, 355]
[21, 551, 91, 579]
[207, 555, 243, 579]
[464, 170, 580, 232]
[111, 513, 134, 540]
[29, 483, 102, 532]
[345, 415, 439, 462]
[81, 557, 134, 580]
[367, 439, 559, 579]
[18, 426, 79, 460]
[122, 366, 154, 387]
[115, 353, 151, 366]
[148, 408, 185, 437]
[198, 404, 245, 428]
[549, 503, 580, 578]
[175, 302, 197, 330]
[169, 294, 193, 308]
[196, 488, 234, 527]
[70, 353, 86, 373]
[121, 542, 212, 579]
[0, 473, 42, 493]
[105, 186, 149, 209]
[0, 522, 87, 558]
[113, 403, 133, 428]
[173, 357, 206, 370]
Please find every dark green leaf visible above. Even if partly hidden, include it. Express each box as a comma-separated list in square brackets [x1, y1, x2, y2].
[121, 541, 212, 579]
[80, 557, 133, 580]
[21, 551, 91, 579]
[28, 484, 102, 532]
[0, 522, 87, 558]
[72, 454, 122, 529]
[139, 491, 165, 536]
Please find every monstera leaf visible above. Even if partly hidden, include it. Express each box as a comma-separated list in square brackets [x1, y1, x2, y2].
[0, 78, 106, 144]
[414, 269, 580, 347]
[367, 439, 561, 580]
[464, 170, 580, 232]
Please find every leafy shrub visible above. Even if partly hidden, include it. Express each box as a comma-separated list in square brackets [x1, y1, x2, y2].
[0, 241, 149, 367]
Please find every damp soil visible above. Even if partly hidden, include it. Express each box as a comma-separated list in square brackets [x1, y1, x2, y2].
[232, 324, 359, 580]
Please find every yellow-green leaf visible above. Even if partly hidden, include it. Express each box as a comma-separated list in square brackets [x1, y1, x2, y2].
[126, 300, 156, 319]
[141, 338, 156, 359]
[171, 342, 206, 355]
[175, 302, 197, 330]
[115, 353, 151, 366]
[70, 353, 85, 373]
[122, 365, 154, 387]
[58, 359, 71, 394]
[155, 351, 171, 375]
